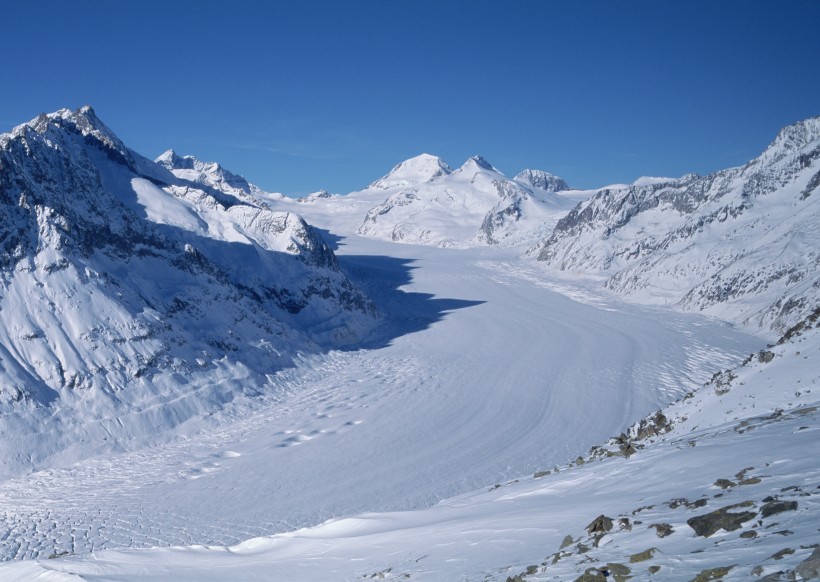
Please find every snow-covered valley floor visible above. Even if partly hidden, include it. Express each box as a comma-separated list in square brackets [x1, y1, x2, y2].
[0, 234, 766, 575]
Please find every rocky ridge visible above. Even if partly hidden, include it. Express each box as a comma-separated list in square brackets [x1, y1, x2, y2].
[530, 117, 820, 333]
[0, 106, 376, 474]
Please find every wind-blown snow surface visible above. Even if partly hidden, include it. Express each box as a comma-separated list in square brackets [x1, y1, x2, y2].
[2, 263, 816, 581]
[1, 111, 816, 581]
[0, 232, 761, 565]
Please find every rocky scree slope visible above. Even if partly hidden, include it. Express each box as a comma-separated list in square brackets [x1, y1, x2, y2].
[494, 308, 820, 581]
[0, 106, 375, 475]
[357, 154, 577, 247]
[530, 117, 820, 333]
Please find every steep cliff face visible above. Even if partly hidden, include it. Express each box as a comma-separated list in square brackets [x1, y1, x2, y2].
[531, 117, 820, 332]
[0, 107, 376, 469]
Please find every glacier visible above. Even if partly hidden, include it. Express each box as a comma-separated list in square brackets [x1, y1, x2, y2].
[0, 108, 817, 581]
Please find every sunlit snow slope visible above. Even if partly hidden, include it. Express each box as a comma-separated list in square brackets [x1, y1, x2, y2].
[3, 275, 816, 582]
[0, 236, 761, 563]
[531, 117, 820, 333]
[354, 154, 580, 247]
[0, 110, 817, 581]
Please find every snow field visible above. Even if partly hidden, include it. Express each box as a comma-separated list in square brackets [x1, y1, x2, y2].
[0, 238, 761, 567]
[2, 299, 814, 582]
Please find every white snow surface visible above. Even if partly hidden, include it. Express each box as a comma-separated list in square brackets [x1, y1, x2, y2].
[368, 153, 453, 190]
[0, 107, 376, 476]
[155, 149, 284, 201]
[0, 235, 764, 571]
[323, 154, 583, 248]
[531, 117, 820, 333]
[2, 257, 816, 580]
[1, 110, 818, 581]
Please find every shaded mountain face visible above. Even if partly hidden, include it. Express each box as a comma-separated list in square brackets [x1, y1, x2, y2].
[0, 107, 376, 468]
[530, 117, 820, 332]
[514, 169, 569, 192]
[155, 149, 283, 201]
[357, 154, 575, 247]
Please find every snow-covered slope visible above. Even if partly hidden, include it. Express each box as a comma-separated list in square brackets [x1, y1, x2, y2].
[514, 168, 570, 192]
[155, 149, 284, 201]
[0, 106, 376, 475]
[2, 298, 814, 581]
[0, 110, 816, 582]
[368, 152, 453, 189]
[356, 154, 580, 247]
[530, 117, 820, 333]
[0, 237, 760, 563]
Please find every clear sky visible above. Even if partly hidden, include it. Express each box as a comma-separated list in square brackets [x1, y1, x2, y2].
[1, 1, 818, 195]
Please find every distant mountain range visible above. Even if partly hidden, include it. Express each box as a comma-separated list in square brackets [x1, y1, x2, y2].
[0, 105, 817, 474]
[156, 113, 820, 334]
[355, 154, 578, 247]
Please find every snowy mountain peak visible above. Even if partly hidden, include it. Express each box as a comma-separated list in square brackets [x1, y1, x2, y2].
[0, 106, 377, 472]
[6, 105, 134, 169]
[156, 149, 263, 197]
[458, 154, 499, 174]
[155, 149, 189, 169]
[531, 115, 820, 333]
[368, 153, 452, 189]
[514, 168, 569, 192]
[156, 150, 215, 172]
[756, 115, 820, 164]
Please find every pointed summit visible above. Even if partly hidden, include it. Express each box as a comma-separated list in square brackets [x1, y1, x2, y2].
[6, 105, 136, 169]
[155, 149, 197, 171]
[756, 116, 820, 166]
[457, 155, 500, 175]
[369, 153, 452, 189]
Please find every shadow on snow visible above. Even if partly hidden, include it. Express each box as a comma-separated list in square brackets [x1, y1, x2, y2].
[336, 253, 485, 350]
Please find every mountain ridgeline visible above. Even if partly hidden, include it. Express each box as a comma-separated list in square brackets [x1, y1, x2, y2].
[0, 107, 376, 473]
[0, 106, 817, 475]
[529, 116, 820, 332]
[356, 154, 577, 247]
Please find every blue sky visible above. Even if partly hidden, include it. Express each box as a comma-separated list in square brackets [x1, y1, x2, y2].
[1, 1, 818, 195]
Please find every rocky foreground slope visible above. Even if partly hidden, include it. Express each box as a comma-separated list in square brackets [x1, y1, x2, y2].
[0, 106, 376, 475]
[530, 117, 820, 333]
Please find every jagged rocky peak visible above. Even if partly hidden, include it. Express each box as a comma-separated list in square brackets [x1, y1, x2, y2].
[297, 190, 333, 203]
[514, 169, 570, 192]
[530, 115, 820, 333]
[156, 149, 261, 196]
[754, 115, 820, 165]
[156, 150, 227, 174]
[155, 149, 196, 170]
[5, 105, 134, 169]
[369, 153, 453, 189]
[0, 105, 378, 415]
[767, 116, 820, 153]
